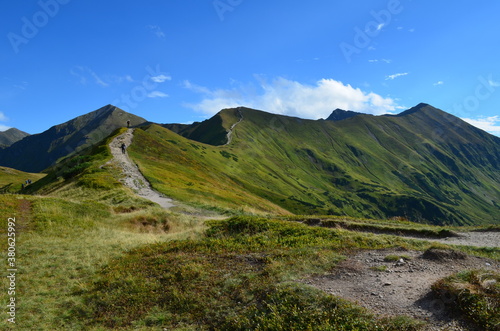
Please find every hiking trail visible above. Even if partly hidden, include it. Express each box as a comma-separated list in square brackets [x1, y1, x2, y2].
[109, 129, 175, 209]
[303, 248, 499, 331]
[225, 108, 243, 145]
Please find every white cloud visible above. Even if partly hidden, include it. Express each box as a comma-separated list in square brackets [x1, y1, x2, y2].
[377, 23, 385, 31]
[147, 25, 166, 40]
[488, 79, 500, 87]
[386, 72, 408, 80]
[462, 116, 500, 136]
[183, 77, 399, 119]
[151, 74, 172, 83]
[147, 91, 169, 98]
[0, 125, 11, 132]
[433, 81, 444, 86]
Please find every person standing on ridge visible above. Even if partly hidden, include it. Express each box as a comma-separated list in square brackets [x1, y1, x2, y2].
[121, 143, 126, 154]
[127, 120, 131, 128]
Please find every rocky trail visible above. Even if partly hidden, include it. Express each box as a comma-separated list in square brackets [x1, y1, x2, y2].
[304, 248, 499, 330]
[109, 129, 175, 209]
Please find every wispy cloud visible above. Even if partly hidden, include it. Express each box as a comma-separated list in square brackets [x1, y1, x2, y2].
[147, 91, 169, 98]
[462, 116, 500, 136]
[397, 27, 415, 33]
[369, 59, 392, 64]
[488, 79, 500, 87]
[183, 76, 399, 119]
[148, 25, 166, 40]
[386, 72, 408, 80]
[433, 81, 444, 86]
[0, 112, 9, 131]
[70, 66, 109, 87]
[71, 67, 137, 87]
[151, 74, 171, 83]
[367, 23, 385, 32]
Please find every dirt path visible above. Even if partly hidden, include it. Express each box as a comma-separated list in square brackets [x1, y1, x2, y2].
[109, 129, 175, 209]
[225, 108, 243, 145]
[428, 231, 500, 248]
[303, 248, 499, 330]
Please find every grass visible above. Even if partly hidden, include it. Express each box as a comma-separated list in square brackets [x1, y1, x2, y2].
[370, 265, 388, 272]
[76, 216, 452, 330]
[290, 216, 459, 238]
[432, 270, 500, 330]
[1, 185, 499, 330]
[0, 166, 45, 193]
[0, 193, 206, 330]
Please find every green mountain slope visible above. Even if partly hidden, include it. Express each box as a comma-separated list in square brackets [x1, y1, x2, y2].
[0, 105, 146, 172]
[0, 128, 30, 148]
[0, 166, 45, 193]
[162, 107, 241, 145]
[129, 104, 499, 225]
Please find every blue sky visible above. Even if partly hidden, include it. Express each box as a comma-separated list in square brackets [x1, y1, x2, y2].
[1, 0, 499, 135]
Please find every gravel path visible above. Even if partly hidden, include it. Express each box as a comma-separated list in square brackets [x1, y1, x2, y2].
[428, 231, 500, 248]
[304, 248, 499, 330]
[109, 129, 175, 209]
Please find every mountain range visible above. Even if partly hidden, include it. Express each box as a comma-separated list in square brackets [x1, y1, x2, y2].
[1, 103, 499, 225]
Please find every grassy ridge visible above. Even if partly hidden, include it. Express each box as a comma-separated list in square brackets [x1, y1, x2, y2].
[129, 124, 292, 214]
[0, 167, 45, 193]
[127, 106, 499, 225]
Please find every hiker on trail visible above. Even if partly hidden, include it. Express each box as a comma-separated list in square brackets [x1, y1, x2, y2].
[127, 120, 131, 128]
[121, 143, 127, 154]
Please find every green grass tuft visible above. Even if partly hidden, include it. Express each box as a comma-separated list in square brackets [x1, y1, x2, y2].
[432, 270, 500, 330]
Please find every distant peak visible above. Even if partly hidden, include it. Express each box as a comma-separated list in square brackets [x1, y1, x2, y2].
[326, 109, 362, 121]
[394, 103, 439, 117]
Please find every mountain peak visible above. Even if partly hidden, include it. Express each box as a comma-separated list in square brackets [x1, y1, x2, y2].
[0, 105, 148, 172]
[0, 128, 30, 147]
[394, 103, 437, 117]
[326, 109, 363, 121]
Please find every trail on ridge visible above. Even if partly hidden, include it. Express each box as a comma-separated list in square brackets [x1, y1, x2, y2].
[225, 108, 243, 145]
[109, 129, 175, 209]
